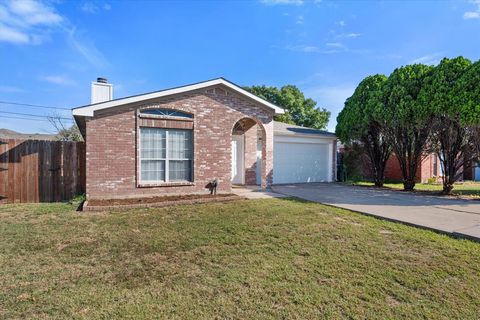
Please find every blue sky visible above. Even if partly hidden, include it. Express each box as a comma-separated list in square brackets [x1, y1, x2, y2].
[1, 0, 480, 133]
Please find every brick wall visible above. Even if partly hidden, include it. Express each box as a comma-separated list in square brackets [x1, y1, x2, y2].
[384, 153, 443, 183]
[244, 124, 258, 185]
[85, 85, 274, 200]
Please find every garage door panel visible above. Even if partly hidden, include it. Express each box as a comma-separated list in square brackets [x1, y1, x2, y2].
[274, 141, 329, 184]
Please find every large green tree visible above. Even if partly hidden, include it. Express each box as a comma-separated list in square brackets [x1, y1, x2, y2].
[336, 74, 391, 187]
[384, 64, 435, 191]
[420, 57, 473, 194]
[455, 60, 480, 177]
[246, 85, 330, 129]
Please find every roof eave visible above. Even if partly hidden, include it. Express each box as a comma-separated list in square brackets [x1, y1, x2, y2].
[274, 131, 337, 139]
[72, 78, 284, 117]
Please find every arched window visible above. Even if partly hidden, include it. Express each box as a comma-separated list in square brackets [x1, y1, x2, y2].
[140, 108, 192, 118]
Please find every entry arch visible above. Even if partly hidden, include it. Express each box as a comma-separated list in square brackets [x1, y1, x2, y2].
[230, 117, 268, 189]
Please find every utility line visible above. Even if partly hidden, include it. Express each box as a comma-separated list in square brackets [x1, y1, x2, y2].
[0, 100, 70, 110]
[0, 115, 53, 122]
[0, 110, 72, 120]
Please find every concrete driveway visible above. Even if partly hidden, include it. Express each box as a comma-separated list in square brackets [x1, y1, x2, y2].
[272, 183, 480, 242]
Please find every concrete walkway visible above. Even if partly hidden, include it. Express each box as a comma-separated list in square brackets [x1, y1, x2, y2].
[273, 183, 480, 242]
[232, 186, 287, 200]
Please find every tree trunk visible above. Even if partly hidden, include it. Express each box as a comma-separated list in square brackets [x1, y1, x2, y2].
[374, 180, 384, 187]
[403, 180, 416, 191]
[374, 170, 384, 187]
[442, 182, 454, 195]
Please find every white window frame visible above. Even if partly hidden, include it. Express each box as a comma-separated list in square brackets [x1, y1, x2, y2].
[139, 127, 193, 185]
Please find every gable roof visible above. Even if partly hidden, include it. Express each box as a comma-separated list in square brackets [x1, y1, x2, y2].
[273, 121, 336, 138]
[72, 77, 284, 117]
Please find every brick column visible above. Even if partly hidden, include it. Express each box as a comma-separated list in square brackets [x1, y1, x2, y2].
[244, 125, 257, 185]
[261, 120, 274, 189]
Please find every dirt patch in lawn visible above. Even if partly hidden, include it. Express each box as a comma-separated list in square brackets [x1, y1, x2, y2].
[88, 193, 237, 207]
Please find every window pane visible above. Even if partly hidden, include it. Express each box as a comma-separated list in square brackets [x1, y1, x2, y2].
[169, 160, 191, 181]
[140, 127, 165, 159]
[139, 127, 193, 183]
[141, 160, 165, 182]
[168, 130, 192, 159]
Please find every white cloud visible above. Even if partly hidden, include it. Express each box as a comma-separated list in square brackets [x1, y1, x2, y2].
[464, 11, 480, 19]
[326, 42, 344, 48]
[260, 0, 304, 5]
[285, 42, 368, 55]
[67, 27, 107, 68]
[8, 0, 62, 25]
[344, 32, 361, 38]
[286, 45, 321, 53]
[80, 2, 112, 14]
[296, 15, 304, 24]
[337, 20, 345, 27]
[0, 22, 28, 43]
[0, 1, 106, 67]
[463, 0, 480, 19]
[42, 75, 75, 86]
[80, 2, 98, 14]
[410, 54, 441, 65]
[0, 0, 62, 44]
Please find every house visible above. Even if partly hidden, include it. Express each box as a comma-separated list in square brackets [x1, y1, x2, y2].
[73, 78, 337, 200]
[339, 144, 480, 183]
[384, 153, 443, 183]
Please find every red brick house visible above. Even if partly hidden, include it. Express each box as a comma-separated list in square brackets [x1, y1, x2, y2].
[384, 153, 443, 183]
[73, 78, 337, 200]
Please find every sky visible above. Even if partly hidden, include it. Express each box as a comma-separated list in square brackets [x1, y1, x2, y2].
[1, 0, 480, 134]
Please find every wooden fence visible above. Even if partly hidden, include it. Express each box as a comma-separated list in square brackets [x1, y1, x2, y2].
[0, 139, 85, 203]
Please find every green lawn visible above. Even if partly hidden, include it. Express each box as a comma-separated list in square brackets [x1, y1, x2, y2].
[350, 181, 480, 197]
[1, 199, 479, 319]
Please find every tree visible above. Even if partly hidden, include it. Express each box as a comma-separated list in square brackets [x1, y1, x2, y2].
[383, 64, 435, 191]
[420, 57, 473, 194]
[246, 85, 330, 129]
[48, 113, 82, 141]
[455, 60, 480, 177]
[336, 75, 391, 187]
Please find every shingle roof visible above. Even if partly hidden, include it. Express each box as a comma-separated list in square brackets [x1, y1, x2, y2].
[273, 121, 336, 138]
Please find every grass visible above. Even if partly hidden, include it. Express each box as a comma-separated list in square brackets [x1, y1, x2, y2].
[1, 199, 480, 319]
[349, 180, 480, 197]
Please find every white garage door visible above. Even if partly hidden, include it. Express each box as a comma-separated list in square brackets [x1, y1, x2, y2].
[274, 139, 331, 184]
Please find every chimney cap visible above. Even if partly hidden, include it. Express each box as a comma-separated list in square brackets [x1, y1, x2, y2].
[96, 77, 108, 84]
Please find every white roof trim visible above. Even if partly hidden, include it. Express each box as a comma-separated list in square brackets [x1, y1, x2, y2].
[72, 78, 284, 117]
[274, 131, 337, 140]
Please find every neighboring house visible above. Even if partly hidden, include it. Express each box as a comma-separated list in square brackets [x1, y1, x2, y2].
[73, 78, 337, 200]
[339, 145, 479, 183]
[463, 160, 480, 182]
[475, 163, 480, 181]
[384, 153, 443, 183]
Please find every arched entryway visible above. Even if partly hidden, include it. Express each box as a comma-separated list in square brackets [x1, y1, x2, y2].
[231, 117, 267, 188]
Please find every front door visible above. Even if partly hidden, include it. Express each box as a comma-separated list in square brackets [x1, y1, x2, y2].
[231, 135, 244, 184]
